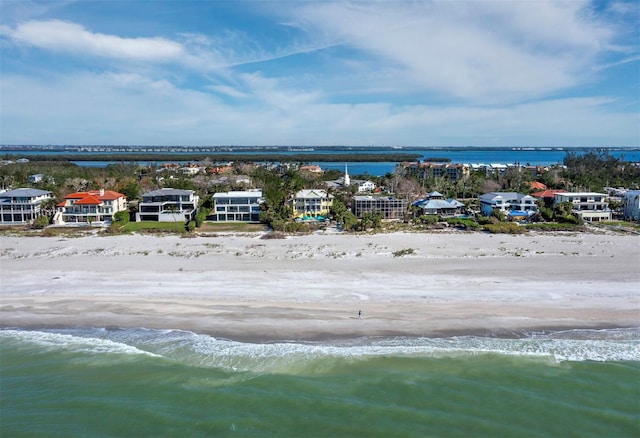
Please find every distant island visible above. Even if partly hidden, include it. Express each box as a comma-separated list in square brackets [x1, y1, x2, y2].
[1, 145, 638, 152]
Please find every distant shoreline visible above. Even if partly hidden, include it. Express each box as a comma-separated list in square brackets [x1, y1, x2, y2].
[2, 145, 638, 151]
[0, 152, 425, 163]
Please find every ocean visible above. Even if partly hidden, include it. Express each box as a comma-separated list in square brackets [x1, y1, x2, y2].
[1, 327, 638, 437]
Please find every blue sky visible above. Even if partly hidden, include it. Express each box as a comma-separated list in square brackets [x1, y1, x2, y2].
[0, 0, 638, 147]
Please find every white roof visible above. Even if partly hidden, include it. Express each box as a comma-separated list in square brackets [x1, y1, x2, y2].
[555, 192, 607, 197]
[295, 189, 332, 198]
[214, 190, 263, 198]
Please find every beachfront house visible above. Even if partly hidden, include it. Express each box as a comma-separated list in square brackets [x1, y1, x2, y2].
[623, 190, 640, 221]
[136, 188, 199, 222]
[553, 192, 611, 222]
[290, 189, 334, 220]
[412, 191, 465, 217]
[531, 189, 569, 208]
[209, 190, 263, 222]
[0, 188, 53, 225]
[54, 189, 127, 226]
[352, 195, 407, 220]
[479, 192, 538, 219]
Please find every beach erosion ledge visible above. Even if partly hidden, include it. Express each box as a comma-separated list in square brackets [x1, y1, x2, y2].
[1, 232, 638, 342]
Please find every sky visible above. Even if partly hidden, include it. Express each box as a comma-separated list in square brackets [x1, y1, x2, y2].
[0, 0, 638, 147]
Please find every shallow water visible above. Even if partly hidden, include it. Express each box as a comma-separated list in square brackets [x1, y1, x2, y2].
[1, 327, 639, 437]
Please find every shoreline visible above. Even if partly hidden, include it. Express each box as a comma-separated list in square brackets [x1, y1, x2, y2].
[1, 231, 639, 342]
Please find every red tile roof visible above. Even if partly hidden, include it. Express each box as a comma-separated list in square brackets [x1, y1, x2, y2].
[64, 190, 126, 204]
[91, 190, 125, 201]
[530, 181, 547, 190]
[74, 195, 101, 205]
[531, 189, 568, 198]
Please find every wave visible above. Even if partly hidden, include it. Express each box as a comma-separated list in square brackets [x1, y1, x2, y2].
[0, 329, 161, 358]
[2, 327, 638, 373]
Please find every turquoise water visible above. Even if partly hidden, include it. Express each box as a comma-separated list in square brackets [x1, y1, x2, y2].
[1, 327, 639, 437]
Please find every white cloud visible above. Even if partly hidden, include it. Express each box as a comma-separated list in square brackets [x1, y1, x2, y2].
[0, 2, 636, 147]
[284, 1, 626, 102]
[3, 19, 185, 61]
[0, 18, 337, 73]
[1, 72, 636, 146]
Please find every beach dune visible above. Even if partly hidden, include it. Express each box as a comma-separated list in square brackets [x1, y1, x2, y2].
[1, 231, 638, 341]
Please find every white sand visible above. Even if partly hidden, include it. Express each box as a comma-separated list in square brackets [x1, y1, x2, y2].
[1, 230, 638, 341]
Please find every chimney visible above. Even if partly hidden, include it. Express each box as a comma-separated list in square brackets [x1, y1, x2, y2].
[99, 188, 105, 197]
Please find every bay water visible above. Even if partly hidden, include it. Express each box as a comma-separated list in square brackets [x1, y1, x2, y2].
[4, 146, 639, 175]
[1, 327, 638, 437]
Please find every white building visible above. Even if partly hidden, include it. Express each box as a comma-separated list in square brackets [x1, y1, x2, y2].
[553, 192, 611, 222]
[27, 174, 45, 184]
[136, 188, 199, 222]
[623, 190, 640, 221]
[209, 190, 263, 222]
[325, 164, 376, 192]
[0, 188, 53, 224]
[54, 189, 127, 225]
[479, 192, 537, 217]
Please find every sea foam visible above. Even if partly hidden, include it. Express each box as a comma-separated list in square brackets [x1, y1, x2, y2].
[0, 329, 161, 357]
[3, 327, 638, 373]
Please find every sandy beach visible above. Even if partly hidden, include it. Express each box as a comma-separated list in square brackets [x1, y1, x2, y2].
[1, 230, 638, 341]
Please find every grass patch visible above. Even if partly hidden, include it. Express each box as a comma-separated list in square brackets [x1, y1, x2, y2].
[525, 223, 586, 232]
[41, 227, 98, 237]
[199, 222, 268, 233]
[483, 223, 526, 234]
[122, 221, 185, 233]
[598, 221, 640, 230]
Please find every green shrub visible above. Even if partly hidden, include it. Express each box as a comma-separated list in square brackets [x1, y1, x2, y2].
[31, 215, 51, 229]
[414, 215, 439, 225]
[194, 208, 209, 228]
[490, 209, 506, 221]
[113, 210, 130, 224]
[445, 218, 480, 230]
[556, 214, 582, 225]
[392, 248, 415, 257]
[539, 207, 554, 221]
[483, 222, 526, 234]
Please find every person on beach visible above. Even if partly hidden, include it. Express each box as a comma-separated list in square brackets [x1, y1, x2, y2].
[358, 310, 362, 319]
